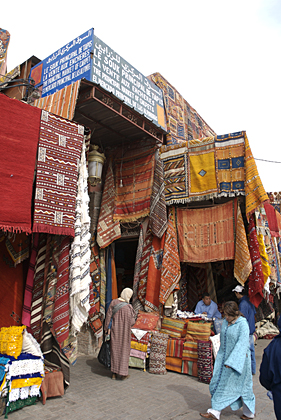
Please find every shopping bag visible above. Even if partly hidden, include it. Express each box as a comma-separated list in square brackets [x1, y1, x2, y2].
[98, 337, 111, 369]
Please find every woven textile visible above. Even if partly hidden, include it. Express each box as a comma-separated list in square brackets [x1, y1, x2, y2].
[43, 237, 61, 326]
[144, 234, 165, 312]
[166, 356, 182, 373]
[99, 249, 106, 317]
[159, 208, 181, 304]
[30, 235, 47, 342]
[131, 331, 150, 345]
[197, 340, 213, 384]
[0, 93, 41, 233]
[179, 263, 188, 311]
[182, 340, 198, 361]
[185, 321, 211, 342]
[149, 157, 168, 238]
[177, 200, 236, 263]
[129, 348, 146, 360]
[129, 356, 146, 370]
[166, 337, 185, 358]
[96, 161, 121, 248]
[133, 311, 160, 331]
[264, 202, 279, 237]
[244, 133, 269, 218]
[149, 73, 216, 145]
[182, 359, 198, 377]
[88, 239, 102, 336]
[53, 237, 70, 345]
[113, 147, 156, 222]
[22, 234, 40, 327]
[5, 233, 30, 267]
[132, 223, 145, 312]
[188, 136, 218, 201]
[215, 132, 245, 197]
[160, 317, 187, 338]
[234, 204, 252, 285]
[149, 331, 168, 374]
[33, 80, 80, 120]
[69, 140, 91, 335]
[160, 142, 189, 205]
[248, 215, 265, 307]
[137, 230, 153, 307]
[33, 111, 84, 236]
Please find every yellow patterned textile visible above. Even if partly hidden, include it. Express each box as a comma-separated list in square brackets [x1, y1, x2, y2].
[0, 326, 26, 359]
[245, 133, 269, 219]
[130, 341, 148, 352]
[10, 377, 42, 389]
[257, 233, 271, 284]
[234, 204, 252, 285]
[188, 137, 218, 200]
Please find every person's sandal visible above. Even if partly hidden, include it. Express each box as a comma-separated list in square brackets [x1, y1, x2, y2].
[120, 375, 129, 380]
[111, 373, 116, 380]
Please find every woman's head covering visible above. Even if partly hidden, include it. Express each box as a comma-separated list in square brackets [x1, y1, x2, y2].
[120, 288, 133, 303]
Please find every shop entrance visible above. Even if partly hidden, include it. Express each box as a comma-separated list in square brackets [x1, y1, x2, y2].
[115, 238, 138, 296]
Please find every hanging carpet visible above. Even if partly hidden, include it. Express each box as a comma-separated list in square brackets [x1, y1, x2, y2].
[5, 233, 30, 267]
[234, 204, 252, 286]
[0, 93, 41, 233]
[177, 199, 237, 263]
[113, 147, 156, 222]
[32, 80, 80, 120]
[248, 214, 265, 307]
[149, 156, 168, 238]
[33, 110, 84, 237]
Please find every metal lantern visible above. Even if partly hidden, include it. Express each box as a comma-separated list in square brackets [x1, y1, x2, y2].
[88, 145, 105, 186]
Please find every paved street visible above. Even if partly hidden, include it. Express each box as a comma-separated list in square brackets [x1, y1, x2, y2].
[6, 339, 275, 420]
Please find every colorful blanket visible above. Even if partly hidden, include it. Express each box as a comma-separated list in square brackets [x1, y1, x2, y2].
[113, 147, 156, 222]
[32, 80, 80, 120]
[248, 215, 265, 307]
[96, 161, 121, 248]
[159, 208, 181, 304]
[177, 200, 236, 263]
[244, 133, 269, 218]
[215, 132, 245, 197]
[149, 157, 168, 238]
[149, 73, 216, 145]
[33, 111, 84, 236]
[5, 233, 30, 267]
[0, 94, 41, 233]
[188, 136, 218, 201]
[137, 230, 153, 307]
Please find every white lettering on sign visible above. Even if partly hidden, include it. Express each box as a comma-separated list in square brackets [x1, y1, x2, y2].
[92, 36, 164, 127]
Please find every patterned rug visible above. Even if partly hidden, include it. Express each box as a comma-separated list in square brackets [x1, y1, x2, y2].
[244, 133, 269, 219]
[113, 147, 156, 222]
[144, 234, 165, 312]
[97, 161, 121, 248]
[197, 340, 213, 384]
[32, 80, 81, 120]
[33, 110, 84, 237]
[188, 136, 218, 201]
[53, 237, 70, 345]
[137, 229, 153, 307]
[149, 157, 168, 238]
[5, 233, 30, 267]
[149, 73, 216, 145]
[159, 208, 181, 305]
[149, 331, 168, 375]
[160, 142, 189, 205]
[215, 132, 245, 197]
[0, 94, 41, 233]
[177, 200, 236, 263]
[248, 215, 265, 307]
[234, 204, 252, 285]
[132, 221, 146, 312]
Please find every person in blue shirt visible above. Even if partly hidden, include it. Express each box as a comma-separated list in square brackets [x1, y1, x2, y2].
[233, 285, 256, 375]
[194, 293, 222, 319]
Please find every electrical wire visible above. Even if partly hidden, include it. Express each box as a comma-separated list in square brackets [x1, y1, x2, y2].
[254, 158, 281, 164]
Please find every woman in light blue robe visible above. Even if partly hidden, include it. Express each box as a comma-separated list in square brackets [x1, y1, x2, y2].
[200, 301, 255, 420]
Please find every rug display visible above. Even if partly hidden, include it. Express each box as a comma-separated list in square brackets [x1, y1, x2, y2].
[244, 133, 269, 218]
[215, 132, 245, 197]
[177, 200, 236, 263]
[182, 359, 198, 377]
[113, 147, 156, 222]
[132, 222, 146, 312]
[166, 337, 185, 358]
[0, 29, 10, 79]
[149, 157, 168, 238]
[166, 356, 182, 373]
[137, 230, 153, 307]
[33, 110, 84, 237]
[32, 80, 81, 120]
[188, 136, 218, 201]
[149, 73, 215, 145]
[0, 94, 41, 233]
[96, 161, 121, 248]
[234, 204, 252, 285]
[5, 234, 30, 267]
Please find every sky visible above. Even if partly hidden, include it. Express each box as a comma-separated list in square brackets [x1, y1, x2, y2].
[2, 0, 281, 192]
